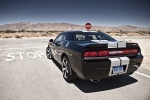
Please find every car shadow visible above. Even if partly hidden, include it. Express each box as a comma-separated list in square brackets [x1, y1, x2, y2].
[73, 75, 137, 93]
[51, 59, 138, 93]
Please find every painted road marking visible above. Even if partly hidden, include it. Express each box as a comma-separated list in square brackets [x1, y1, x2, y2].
[0, 46, 46, 51]
[135, 71, 150, 79]
[5, 51, 45, 61]
[26, 52, 38, 59]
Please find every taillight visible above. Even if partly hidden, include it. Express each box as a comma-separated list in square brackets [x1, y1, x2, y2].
[122, 49, 138, 54]
[122, 49, 131, 54]
[84, 51, 97, 57]
[98, 51, 109, 56]
[84, 49, 138, 57]
[130, 49, 138, 54]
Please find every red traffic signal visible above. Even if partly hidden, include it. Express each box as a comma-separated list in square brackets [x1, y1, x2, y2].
[85, 23, 92, 31]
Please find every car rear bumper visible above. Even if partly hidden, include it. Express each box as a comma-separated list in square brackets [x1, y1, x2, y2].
[76, 55, 143, 80]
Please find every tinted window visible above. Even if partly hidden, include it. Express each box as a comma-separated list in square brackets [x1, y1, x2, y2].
[75, 32, 116, 41]
[64, 32, 74, 41]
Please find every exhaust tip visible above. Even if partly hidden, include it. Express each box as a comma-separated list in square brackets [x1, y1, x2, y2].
[90, 78, 100, 82]
[133, 65, 139, 68]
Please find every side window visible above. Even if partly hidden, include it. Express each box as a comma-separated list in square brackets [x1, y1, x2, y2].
[65, 32, 74, 41]
[87, 35, 97, 40]
[61, 34, 66, 41]
[54, 34, 63, 43]
[76, 34, 85, 41]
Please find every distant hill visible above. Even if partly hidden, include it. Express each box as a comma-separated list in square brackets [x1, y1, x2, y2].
[0, 22, 150, 32]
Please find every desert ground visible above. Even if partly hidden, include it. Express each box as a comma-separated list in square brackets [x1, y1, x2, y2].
[0, 31, 60, 38]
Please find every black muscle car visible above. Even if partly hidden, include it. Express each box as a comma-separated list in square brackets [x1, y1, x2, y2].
[46, 31, 143, 82]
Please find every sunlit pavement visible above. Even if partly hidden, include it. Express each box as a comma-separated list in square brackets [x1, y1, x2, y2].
[0, 38, 150, 100]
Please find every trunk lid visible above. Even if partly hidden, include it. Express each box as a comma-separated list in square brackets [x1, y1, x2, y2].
[76, 40, 139, 49]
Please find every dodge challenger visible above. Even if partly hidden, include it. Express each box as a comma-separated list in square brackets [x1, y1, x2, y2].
[46, 31, 143, 82]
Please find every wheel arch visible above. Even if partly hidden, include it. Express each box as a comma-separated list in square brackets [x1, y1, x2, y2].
[61, 53, 75, 71]
[61, 53, 68, 62]
[61, 53, 76, 78]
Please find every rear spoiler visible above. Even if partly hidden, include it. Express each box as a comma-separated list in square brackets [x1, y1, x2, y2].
[84, 40, 139, 49]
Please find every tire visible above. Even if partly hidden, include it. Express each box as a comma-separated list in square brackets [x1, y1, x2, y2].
[62, 56, 76, 82]
[46, 46, 53, 59]
[128, 72, 133, 75]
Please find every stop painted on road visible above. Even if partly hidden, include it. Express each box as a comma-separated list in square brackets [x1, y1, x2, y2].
[5, 51, 45, 61]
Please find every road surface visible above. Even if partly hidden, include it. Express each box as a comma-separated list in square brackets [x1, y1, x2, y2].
[0, 37, 150, 100]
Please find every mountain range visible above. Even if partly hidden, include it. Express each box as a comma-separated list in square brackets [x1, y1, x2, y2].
[0, 22, 150, 32]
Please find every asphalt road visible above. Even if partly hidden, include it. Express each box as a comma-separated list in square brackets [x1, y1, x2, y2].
[0, 37, 150, 100]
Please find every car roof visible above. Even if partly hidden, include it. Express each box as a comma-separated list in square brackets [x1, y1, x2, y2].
[63, 30, 98, 33]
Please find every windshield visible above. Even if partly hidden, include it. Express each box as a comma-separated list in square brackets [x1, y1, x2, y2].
[75, 32, 116, 41]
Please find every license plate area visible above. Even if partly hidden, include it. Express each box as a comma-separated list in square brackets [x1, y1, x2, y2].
[113, 66, 124, 74]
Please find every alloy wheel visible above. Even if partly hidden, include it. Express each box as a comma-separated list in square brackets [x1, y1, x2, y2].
[62, 58, 69, 78]
[46, 47, 52, 59]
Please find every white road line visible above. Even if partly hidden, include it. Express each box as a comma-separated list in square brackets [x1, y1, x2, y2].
[0, 46, 46, 50]
[135, 71, 150, 79]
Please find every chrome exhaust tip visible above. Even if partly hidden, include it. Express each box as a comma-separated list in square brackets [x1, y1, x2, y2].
[90, 78, 100, 82]
[133, 65, 139, 68]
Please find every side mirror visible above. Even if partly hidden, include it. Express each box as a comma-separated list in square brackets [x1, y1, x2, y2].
[56, 41, 61, 46]
[49, 39, 53, 42]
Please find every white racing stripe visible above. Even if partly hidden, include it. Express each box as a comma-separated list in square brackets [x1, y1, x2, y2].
[135, 71, 150, 79]
[91, 40, 118, 48]
[0, 46, 46, 50]
[119, 57, 129, 73]
[108, 42, 117, 48]
[91, 40, 126, 48]
[117, 41, 126, 48]
[108, 57, 130, 76]
[119, 57, 129, 65]
[108, 58, 121, 76]
[109, 58, 120, 66]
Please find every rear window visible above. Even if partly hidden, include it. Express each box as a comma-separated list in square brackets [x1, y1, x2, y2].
[75, 32, 116, 41]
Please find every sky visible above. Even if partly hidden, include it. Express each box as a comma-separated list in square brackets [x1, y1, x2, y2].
[0, 0, 150, 27]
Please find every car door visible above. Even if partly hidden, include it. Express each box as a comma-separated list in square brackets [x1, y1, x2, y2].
[53, 34, 64, 61]
[56, 33, 66, 64]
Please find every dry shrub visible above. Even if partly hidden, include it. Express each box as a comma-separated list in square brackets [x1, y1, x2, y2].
[15, 34, 23, 38]
[3, 35, 12, 38]
[41, 33, 48, 36]
[116, 34, 119, 36]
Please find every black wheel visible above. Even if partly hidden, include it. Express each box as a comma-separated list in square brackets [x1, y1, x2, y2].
[46, 46, 53, 59]
[62, 56, 76, 82]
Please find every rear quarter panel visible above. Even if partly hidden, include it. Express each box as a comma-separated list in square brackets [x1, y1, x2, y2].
[61, 41, 85, 73]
